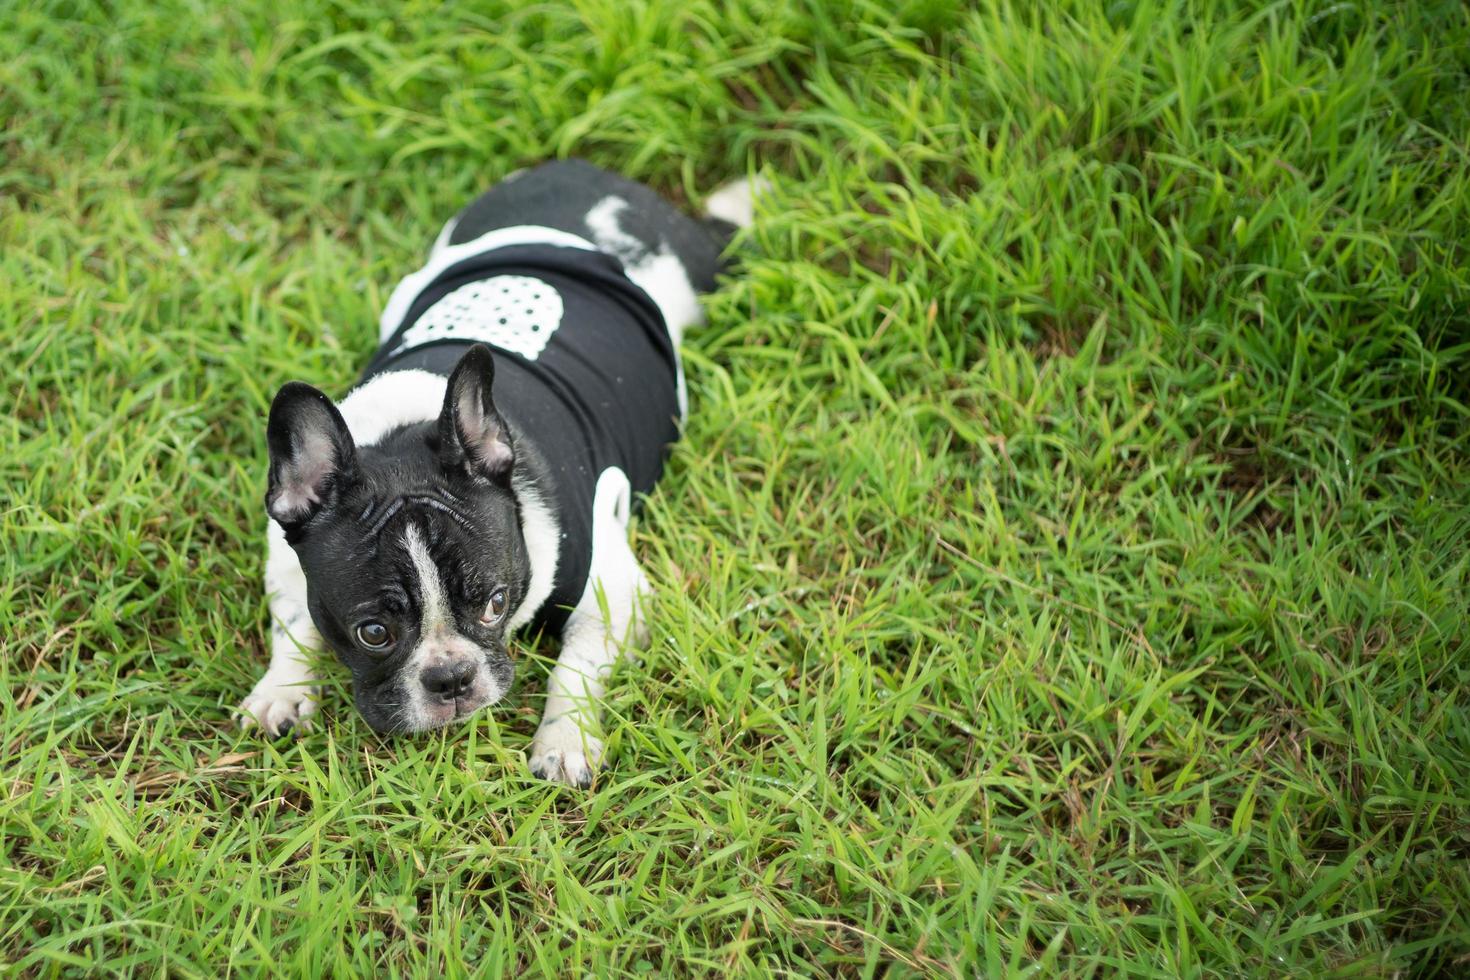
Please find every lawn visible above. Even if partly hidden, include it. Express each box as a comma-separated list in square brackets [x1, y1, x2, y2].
[3, 0, 1469, 974]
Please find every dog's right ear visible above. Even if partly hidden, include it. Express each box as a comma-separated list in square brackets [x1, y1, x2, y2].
[439, 344, 515, 485]
[266, 382, 358, 530]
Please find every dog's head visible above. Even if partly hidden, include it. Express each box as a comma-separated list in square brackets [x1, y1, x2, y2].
[264, 345, 528, 733]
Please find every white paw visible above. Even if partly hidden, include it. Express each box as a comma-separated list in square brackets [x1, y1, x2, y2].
[237, 672, 318, 738]
[528, 720, 604, 788]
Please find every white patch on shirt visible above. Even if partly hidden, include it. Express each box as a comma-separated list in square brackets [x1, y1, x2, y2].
[380, 224, 597, 343]
[387, 275, 564, 362]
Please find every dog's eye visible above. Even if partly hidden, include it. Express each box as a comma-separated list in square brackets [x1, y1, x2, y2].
[355, 621, 392, 650]
[480, 588, 508, 625]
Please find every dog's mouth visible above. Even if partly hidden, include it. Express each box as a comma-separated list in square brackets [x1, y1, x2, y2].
[408, 688, 499, 731]
[451, 693, 494, 719]
[357, 652, 514, 734]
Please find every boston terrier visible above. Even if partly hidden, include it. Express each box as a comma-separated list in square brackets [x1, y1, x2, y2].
[237, 159, 759, 785]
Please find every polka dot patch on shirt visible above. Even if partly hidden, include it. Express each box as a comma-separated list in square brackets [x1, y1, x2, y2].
[388, 275, 564, 361]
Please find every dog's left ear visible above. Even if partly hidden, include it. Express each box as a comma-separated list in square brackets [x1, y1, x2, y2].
[440, 344, 514, 484]
[266, 381, 359, 530]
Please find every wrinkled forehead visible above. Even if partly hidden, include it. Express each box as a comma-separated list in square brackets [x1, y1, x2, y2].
[299, 500, 488, 597]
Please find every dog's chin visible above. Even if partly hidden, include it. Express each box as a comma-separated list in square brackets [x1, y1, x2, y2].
[407, 689, 501, 732]
[359, 682, 508, 735]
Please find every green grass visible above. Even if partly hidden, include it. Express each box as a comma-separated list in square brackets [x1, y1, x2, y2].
[3, 0, 1469, 974]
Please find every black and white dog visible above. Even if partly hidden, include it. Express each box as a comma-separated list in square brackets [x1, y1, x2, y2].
[238, 160, 757, 785]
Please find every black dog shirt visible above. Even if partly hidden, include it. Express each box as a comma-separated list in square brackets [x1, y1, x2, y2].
[361, 161, 729, 633]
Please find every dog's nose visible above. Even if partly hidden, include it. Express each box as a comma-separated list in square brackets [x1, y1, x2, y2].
[421, 660, 476, 701]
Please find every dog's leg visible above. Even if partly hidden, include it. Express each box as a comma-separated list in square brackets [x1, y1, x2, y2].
[529, 468, 648, 786]
[703, 175, 766, 232]
[238, 522, 321, 736]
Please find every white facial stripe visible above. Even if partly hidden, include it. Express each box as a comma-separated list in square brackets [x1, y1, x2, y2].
[402, 524, 451, 731]
[398, 523, 512, 731]
[404, 525, 450, 635]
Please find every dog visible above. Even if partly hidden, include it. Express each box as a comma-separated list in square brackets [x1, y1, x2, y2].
[237, 159, 758, 785]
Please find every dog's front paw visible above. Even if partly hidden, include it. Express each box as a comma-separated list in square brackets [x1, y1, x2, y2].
[237, 673, 318, 737]
[528, 720, 603, 788]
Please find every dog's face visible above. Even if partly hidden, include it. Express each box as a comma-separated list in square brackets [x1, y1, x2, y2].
[264, 346, 528, 733]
